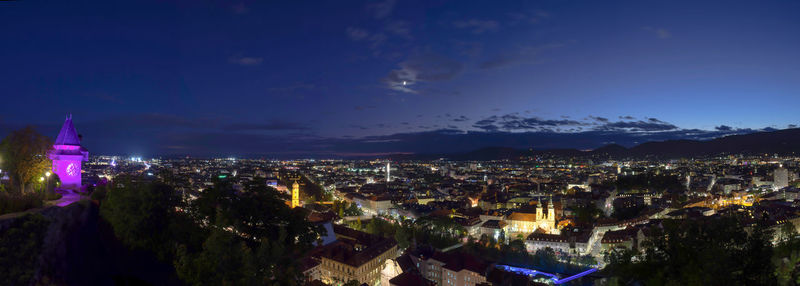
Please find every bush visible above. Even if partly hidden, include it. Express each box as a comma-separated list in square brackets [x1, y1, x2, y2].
[0, 192, 44, 215]
[0, 213, 51, 285]
[43, 191, 62, 201]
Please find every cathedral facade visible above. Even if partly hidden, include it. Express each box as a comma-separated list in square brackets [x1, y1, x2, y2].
[506, 199, 559, 236]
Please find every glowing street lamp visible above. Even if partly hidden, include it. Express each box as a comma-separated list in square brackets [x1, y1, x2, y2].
[46, 172, 51, 177]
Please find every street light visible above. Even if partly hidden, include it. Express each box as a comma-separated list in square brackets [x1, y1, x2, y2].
[45, 172, 51, 193]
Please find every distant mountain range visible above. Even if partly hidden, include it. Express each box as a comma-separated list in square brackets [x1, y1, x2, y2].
[388, 128, 800, 160]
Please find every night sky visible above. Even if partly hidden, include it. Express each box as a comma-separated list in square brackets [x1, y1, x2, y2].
[2, 0, 799, 158]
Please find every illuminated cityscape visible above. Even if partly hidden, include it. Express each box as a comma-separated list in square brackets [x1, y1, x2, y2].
[2, 1, 800, 286]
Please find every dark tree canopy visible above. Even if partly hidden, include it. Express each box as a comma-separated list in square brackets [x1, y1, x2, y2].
[0, 126, 52, 193]
[605, 217, 776, 285]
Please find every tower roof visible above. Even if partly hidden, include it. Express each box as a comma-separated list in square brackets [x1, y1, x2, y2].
[54, 115, 81, 146]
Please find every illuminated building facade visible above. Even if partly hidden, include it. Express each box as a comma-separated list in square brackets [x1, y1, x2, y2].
[49, 115, 89, 190]
[313, 225, 398, 286]
[292, 180, 300, 208]
[506, 198, 559, 235]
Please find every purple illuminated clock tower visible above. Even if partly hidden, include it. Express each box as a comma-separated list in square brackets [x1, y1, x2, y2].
[49, 115, 89, 191]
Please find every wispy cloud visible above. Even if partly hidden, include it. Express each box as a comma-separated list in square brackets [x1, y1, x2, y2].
[642, 26, 671, 39]
[366, 0, 396, 19]
[471, 113, 682, 133]
[226, 120, 308, 131]
[346, 27, 370, 41]
[507, 10, 550, 25]
[382, 53, 464, 93]
[453, 19, 500, 34]
[479, 42, 563, 69]
[229, 55, 263, 66]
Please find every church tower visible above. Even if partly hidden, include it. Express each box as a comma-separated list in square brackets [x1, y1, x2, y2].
[536, 198, 543, 220]
[291, 180, 300, 208]
[547, 196, 555, 220]
[49, 115, 89, 191]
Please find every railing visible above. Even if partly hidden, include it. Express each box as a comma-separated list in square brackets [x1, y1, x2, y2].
[496, 264, 598, 284]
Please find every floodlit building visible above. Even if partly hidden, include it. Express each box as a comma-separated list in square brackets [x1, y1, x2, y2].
[49, 115, 89, 191]
[312, 225, 398, 286]
[408, 249, 489, 286]
[291, 180, 301, 208]
[775, 166, 789, 190]
[506, 198, 559, 236]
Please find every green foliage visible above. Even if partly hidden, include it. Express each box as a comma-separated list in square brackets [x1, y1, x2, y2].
[0, 192, 44, 215]
[278, 172, 330, 202]
[175, 228, 260, 286]
[343, 280, 361, 286]
[89, 184, 108, 202]
[574, 204, 604, 224]
[175, 178, 323, 285]
[0, 126, 52, 194]
[0, 213, 50, 285]
[461, 239, 589, 276]
[332, 200, 363, 217]
[611, 204, 647, 221]
[98, 175, 322, 285]
[773, 231, 800, 286]
[604, 217, 776, 285]
[100, 176, 189, 261]
[190, 179, 322, 247]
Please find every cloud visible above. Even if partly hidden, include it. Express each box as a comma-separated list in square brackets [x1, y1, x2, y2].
[715, 125, 733, 131]
[619, 115, 635, 120]
[453, 19, 500, 34]
[366, 0, 396, 19]
[226, 120, 308, 131]
[507, 10, 550, 25]
[598, 119, 678, 132]
[643, 26, 671, 39]
[229, 55, 263, 66]
[385, 21, 412, 39]
[479, 43, 563, 69]
[470, 113, 682, 133]
[346, 27, 370, 41]
[453, 41, 483, 58]
[473, 116, 500, 131]
[382, 53, 463, 93]
[368, 33, 387, 51]
[453, 115, 469, 122]
[499, 115, 585, 131]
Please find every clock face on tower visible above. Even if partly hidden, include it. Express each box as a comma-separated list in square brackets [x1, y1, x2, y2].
[66, 162, 78, 177]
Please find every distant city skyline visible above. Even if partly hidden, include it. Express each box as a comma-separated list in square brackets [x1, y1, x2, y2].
[2, 0, 799, 156]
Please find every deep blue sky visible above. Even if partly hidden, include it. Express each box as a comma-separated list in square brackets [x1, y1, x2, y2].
[1, 0, 799, 157]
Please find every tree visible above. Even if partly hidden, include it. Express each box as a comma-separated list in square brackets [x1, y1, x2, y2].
[176, 178, 324, 285]
[0, 213, 50, 285]
[343, 280, 360, 286]
[0, 127, 52, 193]
[780, 222, 797, 242]
[174, 227, 259, 286]
[99, 176, 187, 261]
[605, 217, 777, 285]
